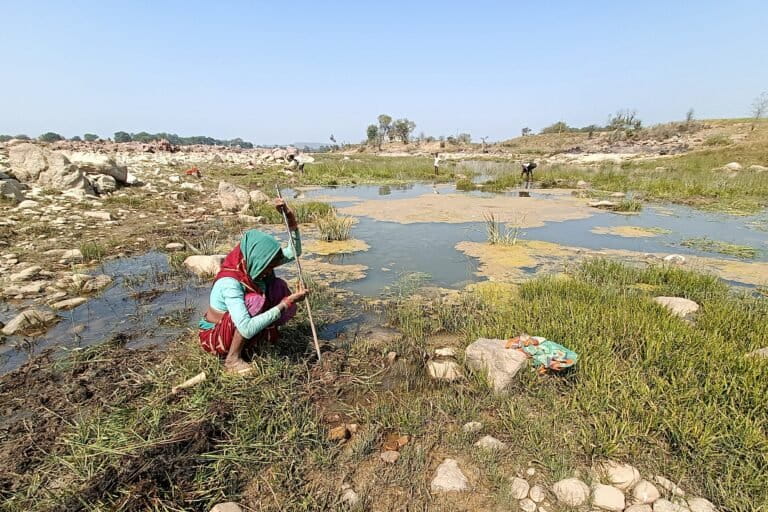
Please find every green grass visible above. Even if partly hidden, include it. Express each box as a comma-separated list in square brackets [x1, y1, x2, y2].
[455, 178, 478, 191]
[79, 241, 106, 261]
[315, 210, 353, 241]
[304, 155, 456, 185]
[614, 198, 643, 212]
[247, 200, 332, 224]
[681, 237, 759, 259]
[484, 212, 523, 245]
[382, 260, 767, 511]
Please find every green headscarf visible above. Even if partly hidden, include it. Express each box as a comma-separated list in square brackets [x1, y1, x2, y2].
[240, 229, 283, 280]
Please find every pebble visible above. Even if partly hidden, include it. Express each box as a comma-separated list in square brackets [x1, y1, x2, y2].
[210, 503, 242, 512]
[519, 498, 537, 512]
[686, 498, 716, 512]
[592, 483, 625, 511]
[654, 498, 690, 512]
[599, 460, 641, 491]
[385, 351, 397, 364]
[633, 479, 661, 504]
[51, 297, 87, 310]
[435, 347, 456, 357]
[84, 211, 112, 221]
[340, 487, 360, 507]
[426, 360, 463, 381]
[529, 485, 546, 503]
[474, 435, 506, 451]
[525, 467, 536, 477]
[627, 505, 653, 512]
[462, 421, 483, 433]
[430, 458, 469, 492]
[552, 478, 590, 507]
[380, 450, 400, 464]
[510, 477, 530, 499]
[653, 476, 685, 496]
[165, 242, 185, 251]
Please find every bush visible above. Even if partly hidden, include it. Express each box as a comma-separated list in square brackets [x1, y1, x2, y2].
[315, 211, 353, 241]
[38, 132, 64, 142]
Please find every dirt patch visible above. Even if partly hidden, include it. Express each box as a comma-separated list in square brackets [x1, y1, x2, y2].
[591, 226, 670, 238]
[304, 239, 370, 255]
[0, 345, 162, 501]
[339, 192, 594, 226]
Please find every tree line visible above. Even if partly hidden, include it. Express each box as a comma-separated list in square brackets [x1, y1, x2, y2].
[0, 132, 254, 148]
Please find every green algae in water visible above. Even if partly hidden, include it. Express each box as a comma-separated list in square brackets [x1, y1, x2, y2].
[681, 237, 758, 258]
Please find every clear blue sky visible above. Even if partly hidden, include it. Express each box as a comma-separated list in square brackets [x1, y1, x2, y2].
[2, 1, 767, 145]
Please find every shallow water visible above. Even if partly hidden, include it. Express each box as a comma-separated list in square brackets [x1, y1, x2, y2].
[3, 181, 767, 375]
[297, 183, 768, 294]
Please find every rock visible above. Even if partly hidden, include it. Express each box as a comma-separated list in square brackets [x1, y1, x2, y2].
[526, 467, 536, 477]
[510, 477, 530, 499]
[529, 485, 546, 503]
[663, 254, 686, 265]
[426, 360, 463, 381]
[435, 347, 456, 357]
[17, 199, 39, 209]
[654, 297, 699, 318]
[430, 459, 469, 492]
[654, 498, 690, 512]
[464, 338, 528, 392]
[9, 265, 41, 282]
[686, 498, 716, 512]
[184, 255, 225, 276]
[82, 274, 112, 293]
[168, 175, 181, 183]
[576, 180, 590, 189]
[249, 189, 270, 203]
[746, 347, 768, 359]
[519, 498, 537, 512]
[723, 162, 742, 171]
[552, 478, 590, 507]
[9, 145, 94, 194]
[210, 503, 242, 512]
[627, 506, 654, 512]
[3, 280, 49, 297]
[272, 148, 287, 160]
[341, 487, 360, 507]
[474, 435, 506, 451]
[652, 476, 685, 496]
[0, 178, 26, 201]
[598, 460, 641, 491]
[588, 200, 618, 209]
[68, 153, 128, 183]
[610, 192, 627, 198]
[592, 483, 625, 511]
[92, 174, 117, 194]
[380, 450, 400, 463]
[60, 249, 83, 262]
[181, 182, 203, 192]
[218, 181, 250, 212]
[328, 425, 350, 441]
[51, 297, 87, 310]
[165, 242, 185, 251]
[2, 309, 58, 335]
[385, 351, 397, 364]
[462, 421, 483, 433]
[749, 164, 768, 172]
[84, 211, 112, 221]
[632, 480, 661, 504]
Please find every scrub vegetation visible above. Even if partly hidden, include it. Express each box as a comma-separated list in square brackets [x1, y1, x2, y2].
[681, 237, 759, 259]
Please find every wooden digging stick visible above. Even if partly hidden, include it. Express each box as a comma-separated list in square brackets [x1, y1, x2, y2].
[275, 186, 322, 362]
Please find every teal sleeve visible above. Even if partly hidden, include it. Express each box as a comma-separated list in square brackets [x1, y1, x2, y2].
[281, 229, 301, 263]
[220, 279, 282, 339]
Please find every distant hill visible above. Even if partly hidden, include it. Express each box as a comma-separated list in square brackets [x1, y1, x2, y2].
[293, 142, 329, 150]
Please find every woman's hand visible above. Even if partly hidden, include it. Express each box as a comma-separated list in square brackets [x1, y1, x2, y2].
[280, 283, 309, 309]
[273, 198, 298, 229]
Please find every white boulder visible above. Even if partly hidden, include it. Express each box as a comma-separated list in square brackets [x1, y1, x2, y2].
[592, 483, 625, 511]
[473, 435, 506, 451]
[430, 458, 469, 492]
[2, 309, 58, 335]
[218, 181, 250, 212]
[552, 478, 590, 507]
[654, 297, 699, 318]
[426, 360, 463, 381]
[184, 255, 225, 276]
[510, 477, 530, 499]
[465, 338, 528, 392]
[598, 460, 641, 491]
[632, 479, 661, 504]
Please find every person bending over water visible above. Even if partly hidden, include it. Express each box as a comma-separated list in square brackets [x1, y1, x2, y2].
[198, 199, 309, 373]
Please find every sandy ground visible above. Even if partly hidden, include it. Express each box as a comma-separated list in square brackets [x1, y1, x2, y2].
[457, 240, 768, 286]
[590, 226, 670, 238]
[304, 239, 370, 255]
[339, 192, 594, 227]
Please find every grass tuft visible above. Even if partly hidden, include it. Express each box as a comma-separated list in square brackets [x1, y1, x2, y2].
[315, 210, 353, 241]
[681, 237, 758, 258]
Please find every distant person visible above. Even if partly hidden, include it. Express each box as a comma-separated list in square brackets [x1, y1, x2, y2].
[434, 153, 440, 175]
[521, 161, 537, 182]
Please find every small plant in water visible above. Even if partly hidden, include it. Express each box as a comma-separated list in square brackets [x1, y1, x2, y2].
[315, 210, 353, 241]
[484, 212, 524, 245]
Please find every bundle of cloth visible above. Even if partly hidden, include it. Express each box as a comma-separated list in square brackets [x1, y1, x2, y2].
[505, 333, 578, 373]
